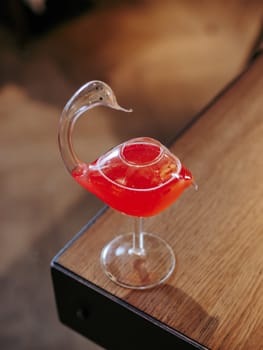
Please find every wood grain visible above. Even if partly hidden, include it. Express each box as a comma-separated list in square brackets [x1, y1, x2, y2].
[58, 54, 263, 349]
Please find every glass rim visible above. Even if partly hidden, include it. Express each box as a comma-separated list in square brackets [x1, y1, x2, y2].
[97, 138, 182, 192]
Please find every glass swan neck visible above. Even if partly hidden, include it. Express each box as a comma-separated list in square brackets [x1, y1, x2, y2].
[58, 80, 132, 173]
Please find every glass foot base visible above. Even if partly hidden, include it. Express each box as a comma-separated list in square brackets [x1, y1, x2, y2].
[100, 233, 176, 289]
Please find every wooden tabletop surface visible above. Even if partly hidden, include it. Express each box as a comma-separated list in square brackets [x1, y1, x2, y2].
[57, 54, 263, 350]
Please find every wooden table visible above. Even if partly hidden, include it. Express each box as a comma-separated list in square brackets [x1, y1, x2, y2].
[51, 53, 263, 350]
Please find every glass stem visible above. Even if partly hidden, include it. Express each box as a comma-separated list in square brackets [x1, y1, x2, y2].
[130, 217, 145, 256]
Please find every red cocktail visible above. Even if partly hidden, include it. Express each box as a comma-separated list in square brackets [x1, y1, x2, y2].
[72, 138, 193, 217]
[58, 80, 196, 289]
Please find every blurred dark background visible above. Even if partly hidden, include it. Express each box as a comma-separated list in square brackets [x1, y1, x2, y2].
[0, 1, 262, 349]
[0, 0, 97, 43]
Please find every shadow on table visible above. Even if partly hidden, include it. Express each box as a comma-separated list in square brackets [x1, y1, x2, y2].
[124, 283, 219, 346]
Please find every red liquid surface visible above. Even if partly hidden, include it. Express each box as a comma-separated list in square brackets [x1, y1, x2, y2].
[72, 142, 193, 217]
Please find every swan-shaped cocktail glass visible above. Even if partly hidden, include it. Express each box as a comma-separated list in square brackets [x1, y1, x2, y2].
[58, 81, 196, 289]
